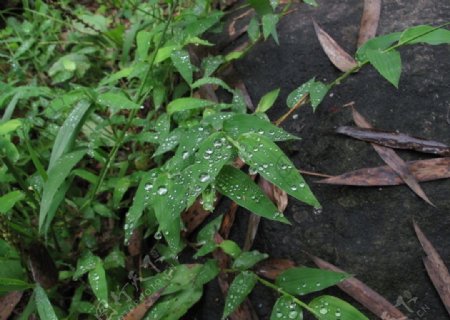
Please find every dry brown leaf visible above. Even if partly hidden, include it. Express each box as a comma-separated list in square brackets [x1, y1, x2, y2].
[128, 228, 142, 257]
[243, 214, 261, 251]
[311, 255, 407, 319]
[318, 158, 450, 186]
[220, 201, 239, 239]
[182, 198, 212, 235]
[414, 222, 450, 315]
[0, 291, 23, 320]
[228, 9, 253, 40]
[336, 126, 450, 156]
[234, 80, 255, 111]
[312, 19, 358, 72]
[352, 108, 434, 206]
[357, 0, 381, 47]
[122, 288, 165, 320]
[258, 177, 288, 212]
[255, 259, 295, 280]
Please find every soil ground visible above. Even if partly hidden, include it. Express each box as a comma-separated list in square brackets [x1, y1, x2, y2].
[197, 0, 450, 319]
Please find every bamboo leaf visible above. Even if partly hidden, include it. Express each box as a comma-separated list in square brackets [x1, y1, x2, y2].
[222, 271, 257, 319]
[399, 25, 450, 45]
[256, 88, 280, 113]
[366, 49, 402, 87]
[167, 97, 215, 115]
[171, 49, 194, 85]
[270, 296, 303, 320]
[88, 261, 108, 306]
[35, 285, 58, 320]
[309, 295, 368, 320]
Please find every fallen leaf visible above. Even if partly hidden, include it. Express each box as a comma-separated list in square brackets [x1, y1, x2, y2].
[27, 242, 58, 289]
[258, 177, 289, 212]
[182, 199, 212, 235]
[317, 157, 450, 186]
[311, 255, 407, 320]
[336, 126, 450, 156]
[255, 259, 295, 280]
[0, 291, 23, 320]
[228, 9, 253, 40]
[234, 80, 255, 111]
[312, 19, 358, 72]
[352, 108, 434, 206]
[357, 0, 381, 47]
[122, 287, 165, 320]
[414, 222, 450, 315]
[220, 201, 239, 239]
[243, 214, 261, 251]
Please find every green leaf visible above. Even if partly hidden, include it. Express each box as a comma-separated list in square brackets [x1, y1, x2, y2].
[270, 296, 303, 320]
[262, 14, 279, 44]
[275, 267, 349, 296]
[222, 271, 257, 319]
[236, 133, 320, 207]
[201, 55, 224, 77]
[171, 49, 194, 85]
[399, 25, 450, 45]
[366, 49, 402, 87]
[40, 149, 86, 232]
[219, 240, 242, 259]
[144, 287, 203, 320]
[303, 0, 318, 7]
[0, 190, 25, 214]
[232, 250, 268, 270]
[104, 248, 126, 269]
[248, 17, 261, 43]
[136, 30, 152, 60]
[48, 99, 91, 170]
[97, 92, 140, 113]
[0, 278, 33, 293]
[256, 88, 280, 113]
[194, 215, 223, 258]
[309, 295, 368, 320]
[73, 251, 101, 280]
[248, 0, 273, 15]
[287, 78, 315, 108]
[0, 119, 21, 135]
[167, 97, 215, 115]
[35, 285, 58, 320]
[191, 77, 232, 92]
[88, 261, 108, 306]
[309, 81, 329, 109]
[216, 165, 289, 223]
[223, 114, 298, 141]
[112, 176, 131, 207]
[356, 32, 401, 62]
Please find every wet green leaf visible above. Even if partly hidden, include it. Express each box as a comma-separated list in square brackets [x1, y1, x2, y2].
[256, 88, 280, 113]
[366, 49, 402, 87]
[88, 261, 108, 306]
[270, 296, 303, 320]
[222, 271, 257, 319]
[48, 99, 91, 170]
[201, 55, 224, 77]
[275, 267, 349, 296]
[309, 81, 329, 109]
[309, 295, 368, 320]
[223, 114, 298, 141]
[136, 30, 152, 60]
[73, 251, 101, 280]
[0, 190, 25, 214]
[287, 78, 315, 108]
[171, 49, 193, 85]
[232, 250, 269, 270]
[97, 92, 140, 113]
[236, 133, 320, 207]
[248, 17, 261, 43]
[35, 285, 58, 320]
[39, 149, 86, 232]
[167, 97, 215, 115]
[216, 165, 289, 223]
[191, 77, 232, 92]
[194, 215, 223, 258]
[303, 0, 318, 7]
[248, 0, 273, 15]
[219, 240, 242, 259]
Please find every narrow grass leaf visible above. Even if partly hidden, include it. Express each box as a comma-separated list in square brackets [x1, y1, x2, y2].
[48, 99, 91, 170]
[222, 271, 257, 319]
[0, 191, 25, 214]
[236, 133, 320, 207]
[35, 285, 58, 320]
[270, 296, 303, 320]
[167, 97, 215, 115]
[366, 49, 402, 87]
[276, 267, 349, 296]
[309, 295, 368, 320]
[216, 165, 289, 223]
[40, 149, 86, 232]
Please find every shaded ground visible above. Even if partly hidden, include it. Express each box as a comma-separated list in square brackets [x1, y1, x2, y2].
[198, 0, 450, 319]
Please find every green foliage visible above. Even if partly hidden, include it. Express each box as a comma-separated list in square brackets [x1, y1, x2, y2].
[0, 0, 447, 318]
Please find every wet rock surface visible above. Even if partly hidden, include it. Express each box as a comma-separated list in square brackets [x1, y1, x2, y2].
[198, 0, 450, 319]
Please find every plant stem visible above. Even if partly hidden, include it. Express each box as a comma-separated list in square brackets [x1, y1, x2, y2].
[257, 276, 321, 318]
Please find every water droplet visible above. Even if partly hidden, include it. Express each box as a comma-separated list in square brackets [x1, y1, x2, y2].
[144, 183, 153, 191]
[157, 186, 168, 195]
[288, 311, 298, 319]
[319, 307, 328, 314]
[154, 231, 162, 240]
[182, 151, 189, 159]
[291, 185, 297, 191]
[199, 173, 210, 183]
